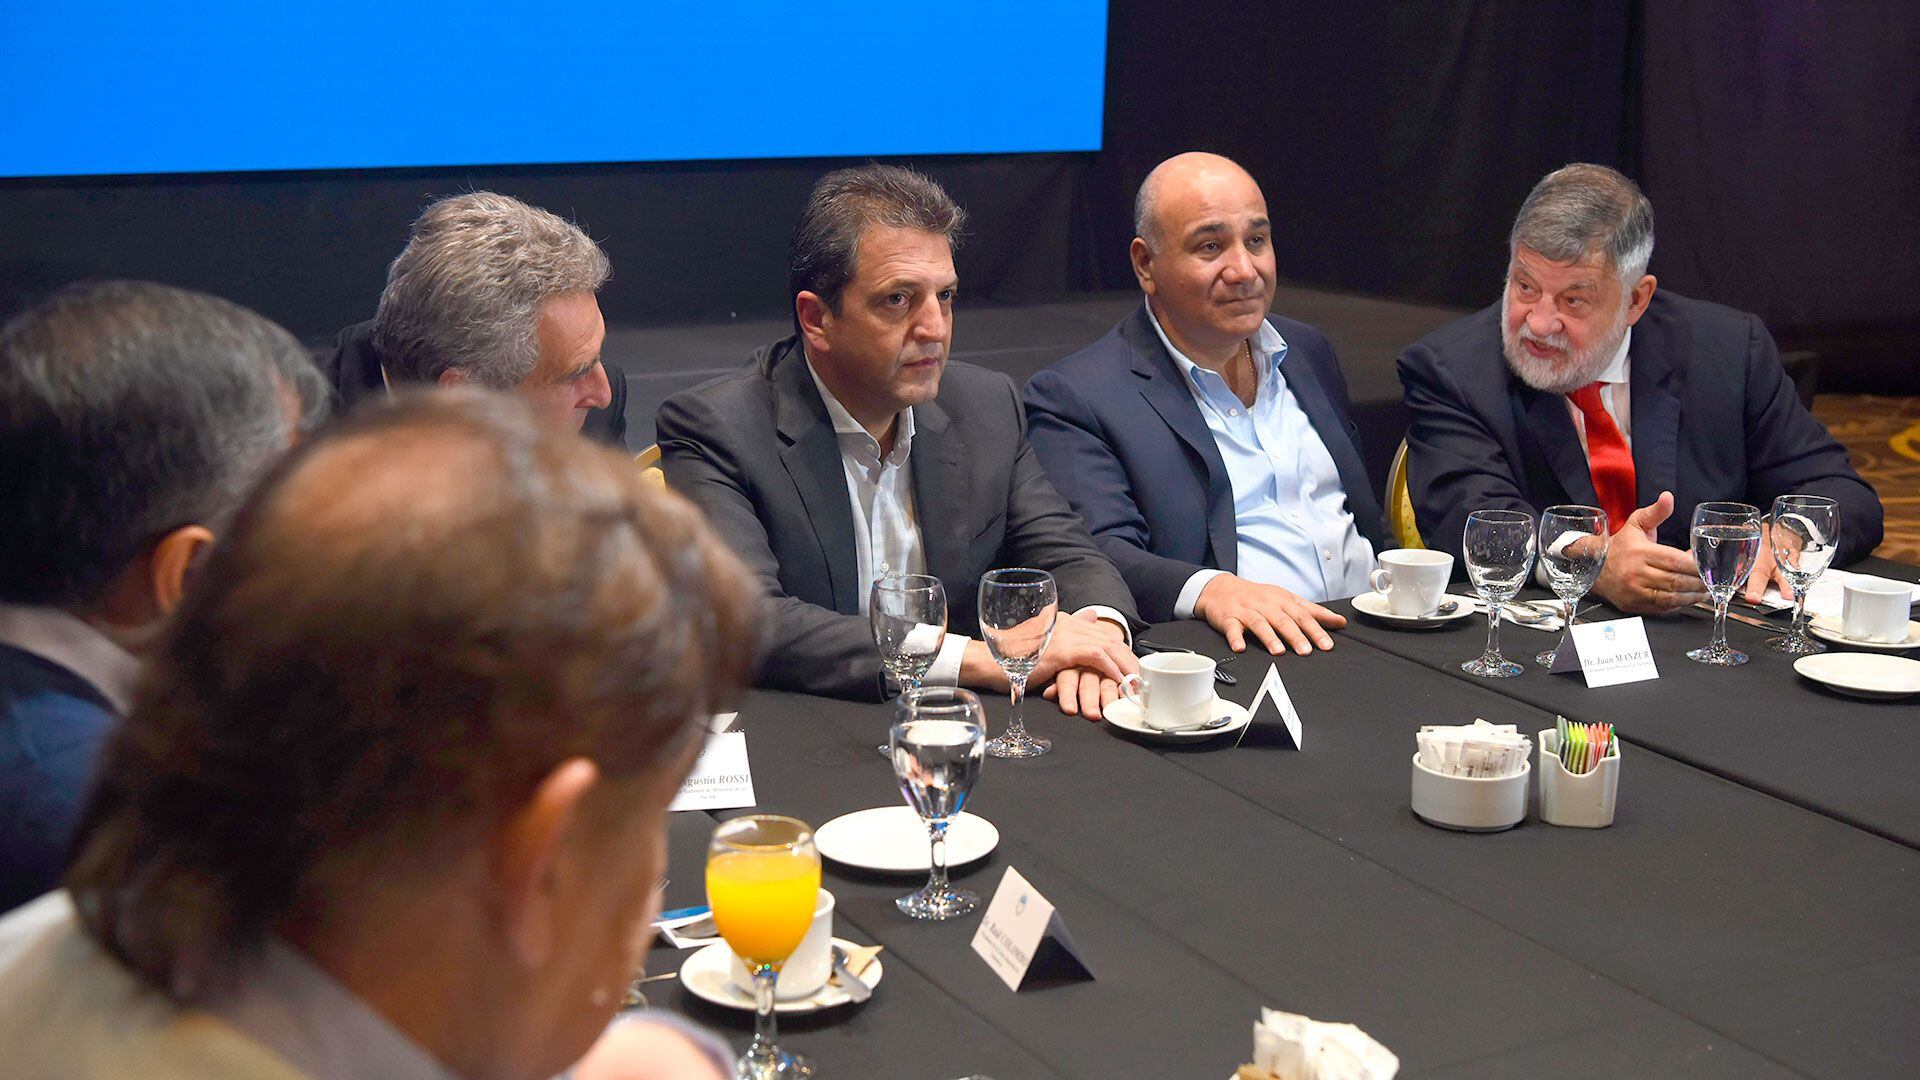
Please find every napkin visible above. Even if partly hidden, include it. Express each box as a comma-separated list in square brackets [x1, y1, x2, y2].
[840, 942, 883, 977]
[1416, 719, 1530, 779]
[1754, 570, 1920, 617]
[1238, 1007, 1398, 1080]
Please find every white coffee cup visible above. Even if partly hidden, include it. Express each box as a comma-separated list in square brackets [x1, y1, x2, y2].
[729, 887, 833, 1000]
[1368, 549, 1455, 616]
[1841, 579, 1912, 643]
[1119, 651, 1217, 730]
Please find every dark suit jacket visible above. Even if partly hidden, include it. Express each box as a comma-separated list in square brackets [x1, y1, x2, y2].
[1023, 306, 1389, 622]
[657, 334, 1139, 700]
[1399, 291, 1883, 565]
[316, 319, 629, 448]
[0, 644, 117, 914]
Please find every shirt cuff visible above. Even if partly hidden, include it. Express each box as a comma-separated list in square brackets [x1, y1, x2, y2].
[1174, 569, 1230, 621]
[924, 632, 972, 686]
[1074, 604, 1134, 646]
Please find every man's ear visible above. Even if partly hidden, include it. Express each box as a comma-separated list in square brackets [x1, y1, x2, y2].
[795, 292, 833, 355]
[1624, 273, 1657, 326]
[437, 367, 469, 388]
[1129, 237, 1155, 294]
[495, 757, 601, 967]
[148, 524, 216, 615]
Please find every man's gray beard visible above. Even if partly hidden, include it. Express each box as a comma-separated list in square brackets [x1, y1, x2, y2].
[1501, 303, 1628, 395]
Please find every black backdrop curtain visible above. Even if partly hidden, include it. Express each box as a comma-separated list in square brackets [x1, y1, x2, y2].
[1, 1, 1913, 386]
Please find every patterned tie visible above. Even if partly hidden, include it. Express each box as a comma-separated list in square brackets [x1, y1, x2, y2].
[1566, 382, 1635, 534]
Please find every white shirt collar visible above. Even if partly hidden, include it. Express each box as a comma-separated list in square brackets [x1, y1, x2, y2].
[1595, 327, 1632, 386]
[1142, 300, 1288, 389]
[803, 351, 914, 466]
[0, 604, 140, 714]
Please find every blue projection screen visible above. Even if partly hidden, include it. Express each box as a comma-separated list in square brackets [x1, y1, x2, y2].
[0, 2, 1108, 178]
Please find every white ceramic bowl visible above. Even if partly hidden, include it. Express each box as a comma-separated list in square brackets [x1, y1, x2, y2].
[1410, 753, 1529, 832]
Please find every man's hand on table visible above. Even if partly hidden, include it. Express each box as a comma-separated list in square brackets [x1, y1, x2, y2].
[960, 610, 1137, 721]
[1192, 572, 1344, 655]
[1592, 492, 1709, 615]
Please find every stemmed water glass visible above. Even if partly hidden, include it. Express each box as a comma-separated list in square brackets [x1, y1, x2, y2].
[871, 574, 947, 691]
[706, 815, 821, 1079]
[1461, 509, 1537, 678]
[1766, 495, 1839, 655]
[978, 568, 1057, 759]
[1688, 501, 1763, 666]
[890, 686, 986, 919]
[871, 574, 947, 756]
[1535, 505, 1610, 668]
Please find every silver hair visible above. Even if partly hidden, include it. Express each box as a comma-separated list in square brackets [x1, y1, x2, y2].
[1509, 163, 1654, 285]
[372, 192, 610, 388]
[1132, 169, 1161, 249]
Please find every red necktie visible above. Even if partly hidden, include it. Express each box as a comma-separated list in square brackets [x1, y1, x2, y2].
[1566, 382, 1635, 534]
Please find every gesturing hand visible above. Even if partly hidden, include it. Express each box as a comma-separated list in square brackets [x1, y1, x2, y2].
[1192, 573, 1345, 655]
[1592, 492, 1708, 614]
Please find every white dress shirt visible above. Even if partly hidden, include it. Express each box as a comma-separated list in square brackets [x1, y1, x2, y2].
[804, 358, 1128, 686]
[0, 604, 140, 714]
[1143, 305, 1377, 612]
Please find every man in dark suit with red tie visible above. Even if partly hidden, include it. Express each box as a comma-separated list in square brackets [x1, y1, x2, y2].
[1399, 163, 1882, 615]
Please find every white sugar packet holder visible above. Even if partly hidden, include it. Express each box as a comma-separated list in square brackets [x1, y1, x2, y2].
[1241, 1006, 1399, 1080]
[1415, 719, 1530, 778]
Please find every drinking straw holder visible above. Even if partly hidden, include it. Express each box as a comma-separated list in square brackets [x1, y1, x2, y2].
[1535, 729, 1621, 828]
[1410, 754, 1530, 832]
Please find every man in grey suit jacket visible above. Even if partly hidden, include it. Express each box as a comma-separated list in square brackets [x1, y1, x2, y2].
[659, 165, 1139, 717]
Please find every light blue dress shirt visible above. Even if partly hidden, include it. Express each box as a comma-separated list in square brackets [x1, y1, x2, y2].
[1144, 304, 1376, 611]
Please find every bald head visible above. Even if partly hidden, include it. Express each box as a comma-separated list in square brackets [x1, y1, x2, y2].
[1129, 153, 1277, 366]
[1133, 152, 1262, 250]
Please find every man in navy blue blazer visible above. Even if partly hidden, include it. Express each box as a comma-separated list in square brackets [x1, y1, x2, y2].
[0, 282, 299, 913]
[1400, 164, 1881, 615]
[1026, 153, 1387, 653]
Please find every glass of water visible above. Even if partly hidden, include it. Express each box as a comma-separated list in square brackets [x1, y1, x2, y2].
[978, 568, 1057, 759]
[1536, 505, 1610, 668]
[871, 574, 947, 692]
[1461, 509, 1537, 678]
[1766, 495, 1839, 655]
[890, 687, 986, 920]
[1688, 501, 1763, 666]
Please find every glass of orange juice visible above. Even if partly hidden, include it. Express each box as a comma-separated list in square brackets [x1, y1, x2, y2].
[707, 814, 821, 1079]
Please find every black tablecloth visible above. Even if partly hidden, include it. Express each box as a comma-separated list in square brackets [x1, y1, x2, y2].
[1331, 556, 1920, 850]
[648, 613, 1920, 1078]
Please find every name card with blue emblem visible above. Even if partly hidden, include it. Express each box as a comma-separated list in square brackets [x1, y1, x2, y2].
[970, 866, 1093, 990]
[1553, 616, 1660, 688]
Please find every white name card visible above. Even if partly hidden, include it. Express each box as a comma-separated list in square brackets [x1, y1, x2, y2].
[1568, 617, 1660, 688]
[667, 731, 757, 812]
[1250, 663, 1303, 749]
[970, 866, 1092, 990]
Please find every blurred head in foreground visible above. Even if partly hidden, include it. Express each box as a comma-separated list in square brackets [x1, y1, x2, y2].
[65, 389, 756, 1079]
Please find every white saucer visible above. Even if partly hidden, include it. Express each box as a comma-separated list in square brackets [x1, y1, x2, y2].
[814, 806, 998, 873]
[679, 937, 882, 1013]
[1352, 590, 1477, 628]
[1104, 696, 1252, 742]
[1793, 653, 1920, 699]
[1806, 614, 1920, 651]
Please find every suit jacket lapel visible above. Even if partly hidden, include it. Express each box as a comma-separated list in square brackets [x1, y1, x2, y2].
[909, 399, 969, 592]
[1626, 325, 1681, 514]
[1517, 383, 1599, 506]
[771, 340, 861, 615]
[1121, 308, 1238, 573]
